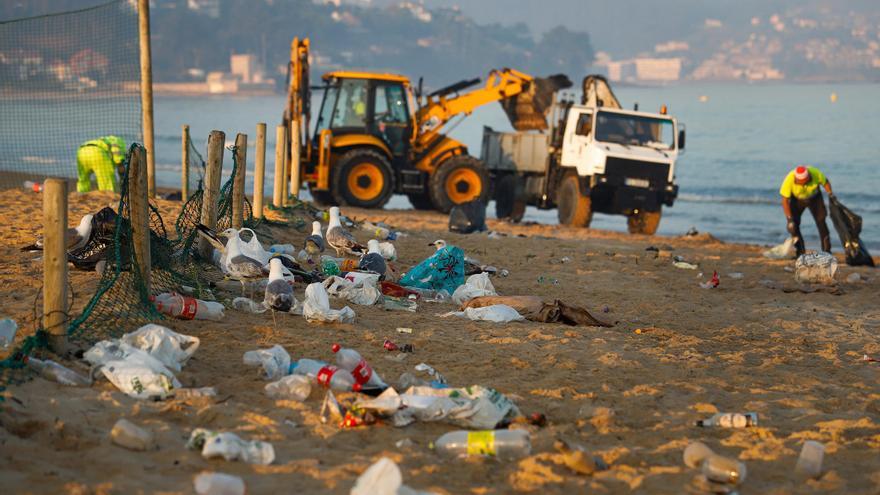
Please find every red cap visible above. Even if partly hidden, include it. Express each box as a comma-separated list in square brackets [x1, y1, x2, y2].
[795, 166, 809, 181]
[352, 383, 362, 392]
[331, 343, 341, 353]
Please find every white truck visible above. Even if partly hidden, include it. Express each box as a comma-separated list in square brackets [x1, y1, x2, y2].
[484, 75, 685, 234]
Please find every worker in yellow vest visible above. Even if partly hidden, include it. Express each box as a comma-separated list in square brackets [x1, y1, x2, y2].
[76, 136, 126, 193]
[780, 165, 833, 256]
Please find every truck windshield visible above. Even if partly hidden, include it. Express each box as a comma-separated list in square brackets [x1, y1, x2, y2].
[595, 111, 674, 150]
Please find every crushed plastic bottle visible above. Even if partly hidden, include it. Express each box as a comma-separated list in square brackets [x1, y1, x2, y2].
[265, 374, 311, 401]
[289, 358, 361, 392]
[268, 244, 295, 255]
[332, 344, 388, 389]
[696, 412, 758, 428]
[111, 419, 155, 451]
[321, 256, 340, 276]
[232, 297, 267, 314]
[794, 440, 824, 479]
[188, 428, 275, 465]
[174, 387, 217, 400]
[24, 356, 92, 386]
[194, 472, 245, 495]
[702, 453, 747, 485]
[151, 292, 224, 321]
[0, 318, 18, 349]
[23, 180, 43, 192]
[434, 429, 530, 459]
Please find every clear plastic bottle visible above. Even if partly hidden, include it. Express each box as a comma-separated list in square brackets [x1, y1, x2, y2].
[434, 429, 531, 459]
[794, 440, 824, 479]
[111, 419, 155, 451]
[232, 297, 267, 314]
[23, 180, 43, 192]
[683, 441, 715, 468]
[331, 344, 387, 389]
[265, 374, 311, 401]
[24, 356, 92, 386]
[194, 472, 245, 495]
[174, 387, 217, 399]
[151, 292, 225, 321]
[702, 453, 747, 485]
[268, 244, 295, 255]
[696, 412, 758, 428]
[289, 358, 361, 392]
[0, 318, 18, 349]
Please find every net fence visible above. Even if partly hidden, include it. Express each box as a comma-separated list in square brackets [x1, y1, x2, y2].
[0, 0, 141, 190]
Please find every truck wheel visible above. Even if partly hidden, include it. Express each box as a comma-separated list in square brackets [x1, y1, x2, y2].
[332, 149, 394, 208]
[407, 193, 435, 210]
[627, 208, 662, 235]
[495, 174, 526, 222]
[429, 155, 490, 213]
[556, 173, 592, 227]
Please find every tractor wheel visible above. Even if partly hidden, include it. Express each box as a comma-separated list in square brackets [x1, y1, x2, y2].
[331, 149, 394, 209]
[627, 208, 662, 235]
[428, 155, 490, 213]
[556, 173, 592, 227]
[407, 193, 435, 210]
[495, 173, 526, 222]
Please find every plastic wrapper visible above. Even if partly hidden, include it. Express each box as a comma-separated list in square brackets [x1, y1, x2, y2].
[795, 252, 838, 284]
[451, 272, 497, 305]
[187, 428, 275, 465]
[324, 275, 381, 306]
[442, 304, 525, 323]
[120, 324, 199, 373]
[303, 282, 356, 323]
[243, 345, 291, 381]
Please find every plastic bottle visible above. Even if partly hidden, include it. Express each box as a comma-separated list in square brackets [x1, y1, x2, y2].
[194, 472, 245, 495]
[321, 256, 340, 276]
[702, 453, 747, 485]
[332, 344, 387, 389]
[175, 387, 217, 399]
[289, 358, 361, 392]
[232, 297, 267, 314]
[696, 412, 758, 428]
[111, 419, 155, 451]
[0, 318, 18, 349]
[151, 292, 224, 321]
[24, 356, 92, 386]
[265, 374, 311, 401]
[434, 429, 531, 459]
[794, 440, 824, 479]
[23, 180, 43, 192]
[683, 441, 714, 468]
[268, 244, 295, 255]
[340, 258, 359, 272]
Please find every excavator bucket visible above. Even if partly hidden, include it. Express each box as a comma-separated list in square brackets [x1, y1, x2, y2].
[581, 74, 621, 109]
[501, 74, 572, 131]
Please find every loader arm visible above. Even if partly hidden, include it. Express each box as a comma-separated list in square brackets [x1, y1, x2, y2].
[285, 38, 311, 157]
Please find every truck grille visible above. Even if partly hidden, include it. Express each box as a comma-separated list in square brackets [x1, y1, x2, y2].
[605, 157, 670, 185]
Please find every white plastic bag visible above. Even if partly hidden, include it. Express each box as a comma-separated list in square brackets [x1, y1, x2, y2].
[442, 304, 524, 323]
[243, 345, 291, 380]
[187, 428, 275, 465]
[763, 237, 797, 260]
[378, 242, 397, 261]
[351, 457, 434, 495]
[194, 472, 245, 495]
[238, 228, 271, 265]
[795, 252, 838, 284]
[98, 357, 180, 400]
[451, 272, 497, 305]
[121, 324, 199, 373]
[265, 374, 311, 401]
[303, 282, 356, 323]
[324, 276, 381, 306]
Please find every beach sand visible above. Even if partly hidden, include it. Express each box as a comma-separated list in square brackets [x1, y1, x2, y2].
[0, 189, 878, 494]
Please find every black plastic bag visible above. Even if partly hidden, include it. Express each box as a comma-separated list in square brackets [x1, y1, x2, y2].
[448, 200, 487, 234]
[829, 196, 874, 266]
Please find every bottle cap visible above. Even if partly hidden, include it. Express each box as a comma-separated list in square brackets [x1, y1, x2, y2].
[331, 343, 341, 353]
[352, 382, 362, 392]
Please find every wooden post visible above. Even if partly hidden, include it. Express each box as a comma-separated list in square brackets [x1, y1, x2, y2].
[43, 179, 68, 353]
[129, 146, 151, 292]
[289, 119, 301, 200]
[138, 0, 156, 198]
[181, 124, 190, 201]
[232, 133, 248, 229]
[272, 124, 285, 207]
[253, 123, 266, 219]
[199, 130, 225, 259]
[281, 125, 290, 205]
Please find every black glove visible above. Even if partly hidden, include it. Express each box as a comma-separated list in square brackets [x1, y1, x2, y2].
[786, 220, 797, 236]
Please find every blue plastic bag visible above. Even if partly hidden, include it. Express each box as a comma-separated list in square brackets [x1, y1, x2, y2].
[399, 246, 465, 294]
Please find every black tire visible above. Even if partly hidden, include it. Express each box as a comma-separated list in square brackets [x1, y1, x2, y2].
[407, 193, 435, 210]
[428, 155, 490, 214]
[331, 149, 394, 209]
[308, 186, 335, 207]
[556, 173, 593, 227]
[627, 208, 662, 235]
[495, 173, 526, 222]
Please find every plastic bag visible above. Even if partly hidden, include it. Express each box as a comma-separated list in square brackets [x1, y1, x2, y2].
[448, 200, 487, 234]
[237, 228, 271, 265]
[97, 354, 180, 400]
[763, 237, 797, 260]
[265, 374, 311, 401]
[400, 246, 465, 295]
[187, 428, 275, 465]
[194, 472, 245, 495]
[829, 197, 875, 266]
[324, 276, 381, 306]
[303, 282, 356, 323]
[442, 304, 525, 323]
[795, 252, 838, 284]
[451, 273, 497, 305]
[378, 242, 397, 261]
[120, 324, 199, 373]
[243, 345, 291, 380]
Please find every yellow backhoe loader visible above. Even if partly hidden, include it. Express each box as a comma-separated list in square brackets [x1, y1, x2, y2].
[283, 37, 570, 212]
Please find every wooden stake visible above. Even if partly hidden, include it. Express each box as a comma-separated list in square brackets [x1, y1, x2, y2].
[273, 124, 285, 207]
[42, 179, 68, 353]
[199, 130, 225, 259]
[129, 145, 151, 292]
[289, 119, 301, 200]
[253, 123, 266, 219]
[232, 133, 248, 229]
[281, 125, 289, 206]
[138, 0, 156, 198]
[181, 124, 190, 201]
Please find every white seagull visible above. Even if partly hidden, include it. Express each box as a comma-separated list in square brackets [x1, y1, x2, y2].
[304, 221, 326, 258]
[325, 207, 366, 257]
[264, 257, 295, 327]
[22, 213, 93, 252]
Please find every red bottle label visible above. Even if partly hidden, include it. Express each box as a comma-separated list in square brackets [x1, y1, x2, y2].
[317, 366, 337, 388]
[180, 296, 198, 320]
[351, 359, 373, 385]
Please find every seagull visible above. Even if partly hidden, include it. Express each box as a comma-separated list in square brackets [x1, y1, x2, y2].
[326, 206, 366, 257]
[217, 228, 266, 295]
[303, 220, 326, 262]
[264, 257, 295, 327]
[22, 213, 93, 252]
[358, 239, 387, 277]
[429, 239, 447, 251]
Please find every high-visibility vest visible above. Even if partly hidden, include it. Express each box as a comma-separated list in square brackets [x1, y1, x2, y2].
[81, 136, 126, 166]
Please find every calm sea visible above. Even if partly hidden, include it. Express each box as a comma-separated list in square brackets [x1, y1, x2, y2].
[129, 83, 880, 252]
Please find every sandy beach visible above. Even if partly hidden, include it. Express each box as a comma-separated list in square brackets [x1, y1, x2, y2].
[0, 188, 878, 494]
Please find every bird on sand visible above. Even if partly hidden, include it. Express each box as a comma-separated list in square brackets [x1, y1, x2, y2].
[358, 239, 387, 277]
[264, 257, 295, 327]
[197, 225, 265, 295]
[22, 213, 93, 252]
[303, 220, 326, 260]
[326, 207, 366, 257]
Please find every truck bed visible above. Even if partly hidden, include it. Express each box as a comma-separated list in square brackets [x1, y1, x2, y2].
[480, 128, 549, 174]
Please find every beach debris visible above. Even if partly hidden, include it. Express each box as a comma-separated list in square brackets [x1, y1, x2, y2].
[264, 258, 296, 315]
[120, 324, 200, 373]
[358, 239, 387, 277]
[269, 243, 296, 256]
[383, 339, 413, 353]
[696, 412, 758, 428]
[685, 227, 699, 236]
[303, 282, 356, 323]
[683, 441, 746, 486]
[361, 220, 400, 241]
[327, 207, 367, 256]
[414, 363, 447, 385]
[174, 387, 217, 400]
[151, 292, 225, 321]
[554, 438, 608, 475]
[333, 343, 389, 390]
[396, 438, 415, 449]
[442, 304, 525, 323]
[324, 275, 381, 306]
[291, 358, 362, 392]
[380, 281, 421, 299]
[700, 271, 721, 289]
[95, 354, 178, 399]
[111, 419, 155, 451]
[232, 296, 268, 314]
[795, 252, 838, 284]
[763, 237, 797, 259]
[727, 272, 744, 280]
[461, 295, 612, 327]
[351, 457, 433, 495]
[0, 318, 17, 349]
[383, 295, 418, 312]
[846, 272, 862, 283]
[320, 390, 345, 424]
[265, 374, 311, 401]
[537, 275, 559, 285]
[187, 428, 275, 465]
[452, 272, 497, 305]
[673, 260, 698, 270]
[864, 354, 879, 363]
[795, 440, 825, 479]
[321, 255, 341, 276]
[434, 429, 530, 459]
[378, 241, 397, 261]
[243, 345, 291, 381]
[396, 327, 413, 334]
[194, 472, 245, 495]
[401, 241, 465, 294]
[448, 200, 487, 234]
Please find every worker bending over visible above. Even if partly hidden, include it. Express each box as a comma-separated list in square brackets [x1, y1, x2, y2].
[780, 165, 833, 256]
[76, 136, 126, 193]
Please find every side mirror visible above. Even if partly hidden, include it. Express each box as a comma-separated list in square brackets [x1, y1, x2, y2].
[678, 129, 686, 150]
